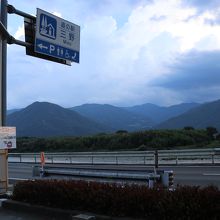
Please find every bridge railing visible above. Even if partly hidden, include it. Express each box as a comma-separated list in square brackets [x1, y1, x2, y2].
[8, 148, 220, 165]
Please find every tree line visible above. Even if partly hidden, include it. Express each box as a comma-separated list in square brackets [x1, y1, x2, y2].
[11, 128, 219, 153]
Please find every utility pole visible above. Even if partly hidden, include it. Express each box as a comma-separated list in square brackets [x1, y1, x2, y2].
[0, 0, 8, 194]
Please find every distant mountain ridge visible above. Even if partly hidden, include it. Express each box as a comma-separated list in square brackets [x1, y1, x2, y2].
[156, 99, 220, 130]
[7, 109, 21, 115]
[7, 102, 109, 137]
[7, 99, 219, 137]
[71, 104, 154, 131]
[124, 103, 200, 124]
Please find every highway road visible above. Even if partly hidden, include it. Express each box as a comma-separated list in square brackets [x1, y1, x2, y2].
[8, 163, 220, 188]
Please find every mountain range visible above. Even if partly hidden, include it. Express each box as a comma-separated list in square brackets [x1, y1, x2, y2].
[7, 99, 220, 137]
[72, 104, 154, 132]
[7, 102, 109, 137]
[156, 100, 220, 129]
[123, 103, 200, 124]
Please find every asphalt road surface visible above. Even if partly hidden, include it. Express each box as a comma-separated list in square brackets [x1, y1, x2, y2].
[8, 163, 220, 187]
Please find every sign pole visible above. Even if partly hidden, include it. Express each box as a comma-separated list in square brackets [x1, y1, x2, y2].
[1, 0, 7, 126]
[0, 0, 8, 194]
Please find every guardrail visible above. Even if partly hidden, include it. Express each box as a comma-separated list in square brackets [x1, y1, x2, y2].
[32, 165, 174, 188]
[8, 148, 220, 165]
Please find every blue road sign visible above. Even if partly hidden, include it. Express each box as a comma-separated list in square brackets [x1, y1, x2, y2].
[35, 8, 80, 64]
[35, 39, 79, 62]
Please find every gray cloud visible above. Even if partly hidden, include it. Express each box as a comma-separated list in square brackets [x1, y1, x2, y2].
[155, 50, 220, 90]
[150, 15, 166, 21]
[182, 0, 220, 12]
[181, 1, 220, 26]
[204, 17, 220, 26]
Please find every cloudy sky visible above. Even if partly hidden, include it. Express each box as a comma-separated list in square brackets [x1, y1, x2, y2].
[6, 0, 220, 109]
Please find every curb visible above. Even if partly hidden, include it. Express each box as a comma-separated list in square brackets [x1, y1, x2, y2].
[2, 200, 144, 220]
[2, 200, 74, 220]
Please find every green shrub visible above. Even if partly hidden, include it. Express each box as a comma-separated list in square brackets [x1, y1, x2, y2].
[13, 180, 220, 219]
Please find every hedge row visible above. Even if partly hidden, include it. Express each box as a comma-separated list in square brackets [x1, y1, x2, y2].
[13, 180, 220, 219]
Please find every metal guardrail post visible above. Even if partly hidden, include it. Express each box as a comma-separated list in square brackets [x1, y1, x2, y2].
[116, 156, 118, 165]
[148, 174, 155, 188]
[212, 155, 214, 164]
[19, 155, 22, 163]
[176, 155, 178, 165]
[154, 150, 158, 169]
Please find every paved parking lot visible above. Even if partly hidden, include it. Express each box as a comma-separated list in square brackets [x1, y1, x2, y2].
[0, 207, 59, 220]
[0, 199, 64, 220]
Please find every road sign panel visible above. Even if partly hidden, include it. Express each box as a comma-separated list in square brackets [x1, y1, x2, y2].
[24, 17, 71, 65]
[35, 39, 79, 63]
[35, 8, 80, 63]
[0, 127, 16, 149]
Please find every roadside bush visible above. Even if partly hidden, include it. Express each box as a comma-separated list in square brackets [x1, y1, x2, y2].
[12, 180, 220, 219]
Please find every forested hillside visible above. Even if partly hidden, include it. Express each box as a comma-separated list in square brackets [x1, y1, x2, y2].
[157, 99, 220, 130]
[7, 102, 109, 136]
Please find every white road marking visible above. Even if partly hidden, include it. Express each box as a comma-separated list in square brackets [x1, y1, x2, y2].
[0, 199, 7, 207]
[203, 173, 220, 176]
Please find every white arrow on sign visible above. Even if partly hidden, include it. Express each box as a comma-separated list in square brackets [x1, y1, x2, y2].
[38, 43, 48, 50]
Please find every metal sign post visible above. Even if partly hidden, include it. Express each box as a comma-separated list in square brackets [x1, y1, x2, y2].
[0, 126, 16, 193]
[0, 0, 7, 126]
[0, 0, 8, 194]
